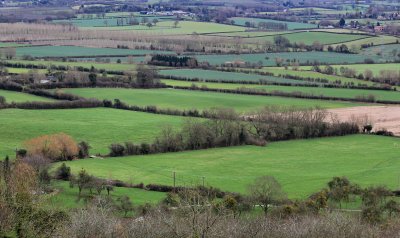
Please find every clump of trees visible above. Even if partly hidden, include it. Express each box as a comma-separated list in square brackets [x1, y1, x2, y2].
[249, 106, 360, 141]
[149, 54, 198, 67]
[109, 108, 258, 157]
[108, 107, 361, 158]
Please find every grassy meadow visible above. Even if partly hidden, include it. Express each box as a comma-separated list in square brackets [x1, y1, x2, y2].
[16, 46, 174, 58]
[0, 108, 185, 157]
[229, 17, 317, 30]
[59, 87, 365, 112]
[94, 21, 246, 34]
[7, 59, 137, 72]
[245, 31, 371, 45]
[59, 135, 400, 198]
[159, 68, 314, 85]
[194, 51, 384, 66]
[0, 89, 54, 103]
[161, 80, 400, 102]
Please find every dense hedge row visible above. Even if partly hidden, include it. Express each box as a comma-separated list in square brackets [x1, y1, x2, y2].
[160, 74, 394, 91]
[7, 99, 104, 110]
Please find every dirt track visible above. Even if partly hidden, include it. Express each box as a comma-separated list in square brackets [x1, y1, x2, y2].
[327, 106, 400, 136]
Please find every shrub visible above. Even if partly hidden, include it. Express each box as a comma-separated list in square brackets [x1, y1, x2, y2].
[24, 133, 79, 161]
[109, 144, 125, 157]
[55, 163, 71, 181]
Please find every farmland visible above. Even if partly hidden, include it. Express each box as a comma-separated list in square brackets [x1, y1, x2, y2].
[158, 68, 315, 85]
[161, 80, 400, 102]
[248, 31, 371, 45]
[16, 46, 174, 58]
[294, 63, 400, 77]
[60, 135, 400, 198]
[229, 17, 317, 30]
[54, 16, 175, 27]
[6, 59, 137, 72]
[1, 0, 400, 235]
[57, 87, 364, 112]
[0, 89, 54, 102]
[194, 51, 385, 66]
[0, 108, 184, 157]
[97, 21, 247, 34]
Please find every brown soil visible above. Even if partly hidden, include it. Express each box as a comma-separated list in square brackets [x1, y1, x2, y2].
[327, 106, 400, 136]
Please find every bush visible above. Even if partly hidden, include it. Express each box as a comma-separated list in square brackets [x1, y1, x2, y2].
[55, 163, 71, 181]
[109, 144, 125, 157]
[24, 133, 79, 161]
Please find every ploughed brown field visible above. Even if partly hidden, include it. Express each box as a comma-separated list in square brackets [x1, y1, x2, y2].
[327, 106, 400, 136]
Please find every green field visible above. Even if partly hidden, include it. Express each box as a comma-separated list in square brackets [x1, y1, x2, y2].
[0, 89, 54, 103]
[256, 32, 368, 45]
[0, 42, 25, 48]
[261, 67, 376, 86]
[229, 17, 317, 30]
[96, 21, 246, 35]
[332, 63, 400, 77]
[59, 135, 400, 198]
[59, 88, 364, 112]
[360, 44, 400, 60]
[0, 108, 185, 157]
[7, 59, 137, 72]
[209, 31, 370, 45]
[330, 35, 399, 49]
[54, 16, 175, 27]
[161, 80, 400, 102]
[16, 46, 174, 58]
[194, 51, 384, 66]
[48, 181, 165, 210]
[159, 68, 314, 85]
[295, 63, 400, 77]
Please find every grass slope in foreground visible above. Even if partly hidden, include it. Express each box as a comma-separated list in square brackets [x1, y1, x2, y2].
[0, 108, 184, 158]
[61, 135, 400, 198]
[60, 88, 365, 112]
[0, 89, 54, 103]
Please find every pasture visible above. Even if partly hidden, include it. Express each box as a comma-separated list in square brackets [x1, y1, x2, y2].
[0, 108, 185, 157]
[229, 17, 317, 30]
[209, 31, 371, 45]
[59, 135, 400, 198]
[260, 67, 376, 85]
[330, 35, 400, 50]
[331, 63, 400, 77]
[194, 51, 384, 66]
[97, 21, 247, 34]
[7, 59, 137, 72]
[0, 89, 54, 103]
[161, 80, 400, 102]
[158, 68, 314, 85]
[58, 88, 363, 112]
[247, 31, 370, 45]
[360, 44, 400, 60]
[54, 16, 175, 27]
[16, 46, 175, 58]
[295, 63, 400, 77]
